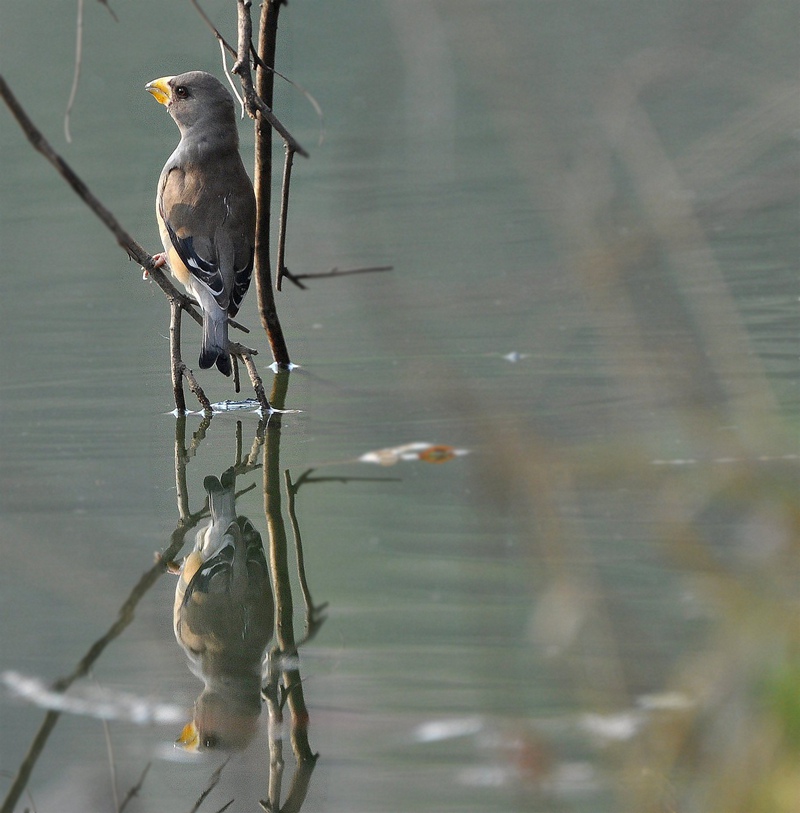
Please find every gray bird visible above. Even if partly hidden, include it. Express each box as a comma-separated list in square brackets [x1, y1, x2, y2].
[146, 71, 256, 376]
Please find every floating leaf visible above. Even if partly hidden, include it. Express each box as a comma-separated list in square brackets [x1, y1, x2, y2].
[358, 442, 470, 466]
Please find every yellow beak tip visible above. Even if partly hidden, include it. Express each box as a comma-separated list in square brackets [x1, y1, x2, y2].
[175, 720, 199, 750]
[145, 76, 174, 107]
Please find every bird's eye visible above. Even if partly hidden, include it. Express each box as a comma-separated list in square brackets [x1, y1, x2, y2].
[174, 85, 189, 99]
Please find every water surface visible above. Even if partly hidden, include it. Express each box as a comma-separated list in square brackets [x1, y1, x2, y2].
[1, 1, 798, 811]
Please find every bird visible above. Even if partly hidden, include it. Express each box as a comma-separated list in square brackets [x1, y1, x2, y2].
[146, 71, 256, 376]
[172, 468, 274, 751]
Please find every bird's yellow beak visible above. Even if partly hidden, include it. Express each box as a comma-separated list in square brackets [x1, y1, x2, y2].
[145, 76, 174, 106]
[175, 720, 200, 751]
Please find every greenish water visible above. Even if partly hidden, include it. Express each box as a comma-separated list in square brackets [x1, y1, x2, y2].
[1, 1, 797, 811]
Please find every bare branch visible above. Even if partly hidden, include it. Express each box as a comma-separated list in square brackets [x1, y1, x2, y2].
[0, 519, 201, 813]
[275, 144, 295, 291]
[118, 762, 150, 813]
[0, 73, 263, 413]
[235, 348, 273, 412]
[186, 4, 326, 140]
[284, 265, 394, 289]
[254, 96, 309, 158]
[0, 74, 199, 318]
[192, 0, 324, 138]
[191, 0, 316, 147]
[188, 758, 230, 813]
[219, 38, 246, 118]
[1, 75, 151, 267]
[96, 0, 118, 21]
[231, 0, 308, 157]
[181, 363, 213, 414]
[233, 0, 254, 76]
[253, 1, 291, 366]
[169, 300, 188, 414]
[189, 0, 236, 55]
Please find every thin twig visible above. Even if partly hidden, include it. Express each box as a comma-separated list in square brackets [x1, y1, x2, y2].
[275, 145, 295, 291]
[0, 74, 202, 324]
[64, 0, 84, 143]
[283, 470, 328, 639]
[219, 38, 246, 118]
[181, 363, 213, 414]
[0, 520, 200, 813]
[118, 762, 151, 813]
[189, 0, 324, 140]
[96, 0, 118, 21]
[230, 340, 259, 357]
[284, 265, 394, 290]
[243, 424, 265, 468]
[1, 75, 149, 266]
[237, 349, 273, 412]
[196, 0, 247, 116]
[228, 315, 250, 333]
[250, 91, 308, 158]
[189, 0, 227, 45]
[232, 353, 241, 394]
[235, 420, 244, 463]
[0, 73, 266, 412]
[188, 758, 230, 813]
[247, 40, 325, 146]
[169, 299, 187, 415]
[232, 0, 308, 156]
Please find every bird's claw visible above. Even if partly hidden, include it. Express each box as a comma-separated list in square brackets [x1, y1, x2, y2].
[143, 252, 168, 279]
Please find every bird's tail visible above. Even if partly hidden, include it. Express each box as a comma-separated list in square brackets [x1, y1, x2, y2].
[199, 309, 232, 376]
[203, 470, 237, 526]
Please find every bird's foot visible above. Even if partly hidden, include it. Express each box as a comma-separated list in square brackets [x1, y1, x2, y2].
[143, 252, 168, 280]
[155, 551, 183, 574]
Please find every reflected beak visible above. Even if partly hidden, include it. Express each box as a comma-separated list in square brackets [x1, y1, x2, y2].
[175, 720, 199, 751]
[145, 76, 174, 106]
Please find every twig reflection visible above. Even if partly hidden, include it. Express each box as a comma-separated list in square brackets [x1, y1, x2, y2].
[0, 438, 209, 813]
[2, 378, 402, 811]
[170, 375, 330, 811]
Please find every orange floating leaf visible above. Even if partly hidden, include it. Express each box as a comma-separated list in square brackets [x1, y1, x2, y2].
[418, 445, 457, 464]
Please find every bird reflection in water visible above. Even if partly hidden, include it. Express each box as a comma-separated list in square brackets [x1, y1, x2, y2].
[172, 468, 274, 751]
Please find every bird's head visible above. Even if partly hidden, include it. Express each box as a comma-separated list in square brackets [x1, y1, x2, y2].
[146, 71, 236, 139]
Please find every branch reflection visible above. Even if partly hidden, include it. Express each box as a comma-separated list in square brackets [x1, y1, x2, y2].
[169, 373, 325, 811]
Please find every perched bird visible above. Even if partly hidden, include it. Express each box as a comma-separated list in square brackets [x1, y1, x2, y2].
[146, 71, 256, 376]
[173, 469, 274, 751]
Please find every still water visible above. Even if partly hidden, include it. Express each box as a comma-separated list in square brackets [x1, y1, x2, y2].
[0, 1, 798, 811]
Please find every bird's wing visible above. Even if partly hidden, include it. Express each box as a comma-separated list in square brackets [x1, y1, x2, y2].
[229, 237, 253, 317]
[158, 164, 229, 310]
[221, 164, 256, 317]
[158, 159, 256, 316]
